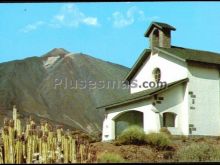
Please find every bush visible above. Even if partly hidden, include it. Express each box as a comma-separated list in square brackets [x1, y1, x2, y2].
[89, 131, 102, 143]
[172, 135, 188, 142]
[145, 132, 171, 149]
[115, 126, 172, 149]
[97, 152, 126, 163]
[180, 135, 188, 142]
[192, 137, 207, 143]
[160, 127, 171, 137]
[176, 143, 220, 162]
[115, 126, 147, 145]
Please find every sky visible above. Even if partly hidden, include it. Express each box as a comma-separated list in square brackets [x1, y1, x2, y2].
[1, 2, 220, 68]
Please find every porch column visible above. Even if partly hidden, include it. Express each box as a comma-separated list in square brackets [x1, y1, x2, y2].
[155, 112, 161, 131]
[102, 118, 115, 141]
[143, 107, 161, 133]
[110, 119, 115, 140]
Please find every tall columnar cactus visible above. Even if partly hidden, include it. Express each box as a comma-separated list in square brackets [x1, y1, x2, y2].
[56, 128, 62, 143]
[12, 105, 17, 127]
[72, 138, 77, 163]
[22, 138, 26, 163]
[37, 130, 43, 163]
[8, 120, 15, 163]
[63, 135, 69, 163]
[25, 121, 30, 139]
[2, 127, 9, 163]
[50, 133, 57, 163]
[12, 105, 17, 119]
[0, 106, 91, 164]
[15, 137, 22, 164]
[0, 146, 4, 164]
[26, 130, 33, 164]
[16, 118, 22, 136]
[42, 135, 48, 163]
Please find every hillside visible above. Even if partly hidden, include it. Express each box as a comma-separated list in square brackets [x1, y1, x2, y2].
[0, 48, 130, 133]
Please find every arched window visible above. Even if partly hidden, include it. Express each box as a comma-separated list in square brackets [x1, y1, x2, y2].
[163, 112, 176, 127]
[152, 68, 161, 83]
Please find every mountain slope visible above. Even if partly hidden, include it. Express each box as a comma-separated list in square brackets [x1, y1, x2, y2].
[0, 48, 130, 133]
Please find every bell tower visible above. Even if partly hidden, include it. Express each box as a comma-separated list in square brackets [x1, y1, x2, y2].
[144, 22, 176, 53]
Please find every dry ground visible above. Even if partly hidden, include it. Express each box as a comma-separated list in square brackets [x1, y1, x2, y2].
[89, 136, 220, 163]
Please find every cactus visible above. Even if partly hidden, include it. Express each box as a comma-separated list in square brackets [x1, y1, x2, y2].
[26, 130, 33, 163]
[2, 127, 9, 163]
[12, 105, 17, 121]
[0, 105, 91, 164]
[0, 146, 4, 164]
[42, 135, 48, 163]
[79, 143, 84, 163]
[8, 120, 15, 163]
[63, 135, 69, 163]
[15, 137, 22, 164]
[22, 139, 26, 162]
[16, 119, 22, 136]
[69, 136, 77, 163]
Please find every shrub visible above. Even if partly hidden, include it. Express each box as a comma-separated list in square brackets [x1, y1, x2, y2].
[159, 127, 171, 137]
[145, 132, 171, 149]
[97, 152, 126, 163]
[176, 143, 220, 162]
[192, 137, 207, 143]
[89, 131, 102, 143]
[215, 136, 220, 141]
[115, 126, 147, 145]
[180, 135, 188, 142]
[172, 135, 188, 142]
[163, 151, 174, 160]
[115, 126, 172, 149]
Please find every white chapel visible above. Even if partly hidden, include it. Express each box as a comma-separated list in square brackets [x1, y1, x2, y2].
[100, 22, 220, 141]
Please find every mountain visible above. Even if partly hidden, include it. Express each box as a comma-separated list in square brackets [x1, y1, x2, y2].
[0, 48, 130, 133]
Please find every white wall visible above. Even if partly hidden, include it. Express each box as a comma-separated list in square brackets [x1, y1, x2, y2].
[102, 82, 189, 141]
[130, 52, 188, 94]
[154, 83, 189, 135]
[103, 49, 220, 139]
[188, 62, 220, 136]
[102, 99, 161, 141]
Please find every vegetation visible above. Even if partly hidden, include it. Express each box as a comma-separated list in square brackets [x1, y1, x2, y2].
[97, 152, 126, 163]
[115, 126, 147, 145]
[145, 132, 172, 149]
[159, 127, 171, 137]
[3, 107, 220, 163]
[115, 126, 172, 150]
[0, 106, 92, 163]
[88, 131, 102, 143]
[176, 143, 220, 162]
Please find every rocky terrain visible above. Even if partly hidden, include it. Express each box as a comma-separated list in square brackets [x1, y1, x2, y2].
[90, 136, 220, 163]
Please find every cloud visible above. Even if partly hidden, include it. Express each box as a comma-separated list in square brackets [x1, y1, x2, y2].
[111, 11, 133, 28]
[82, 17, 98, 26]
[110, 6, 160, 28]
[20, 4, 100, 33]
[51, 4, 100, 28]
[20, 21, 45, 33]
[54, 15, 65, 22]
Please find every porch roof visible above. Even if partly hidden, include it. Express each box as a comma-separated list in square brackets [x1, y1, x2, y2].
[97, 78, 189, 110]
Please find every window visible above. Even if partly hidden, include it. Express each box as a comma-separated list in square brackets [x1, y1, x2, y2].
[152, 29, 159, 47]
[163, 112, 176, 127]
[152, 68, 161, 83]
